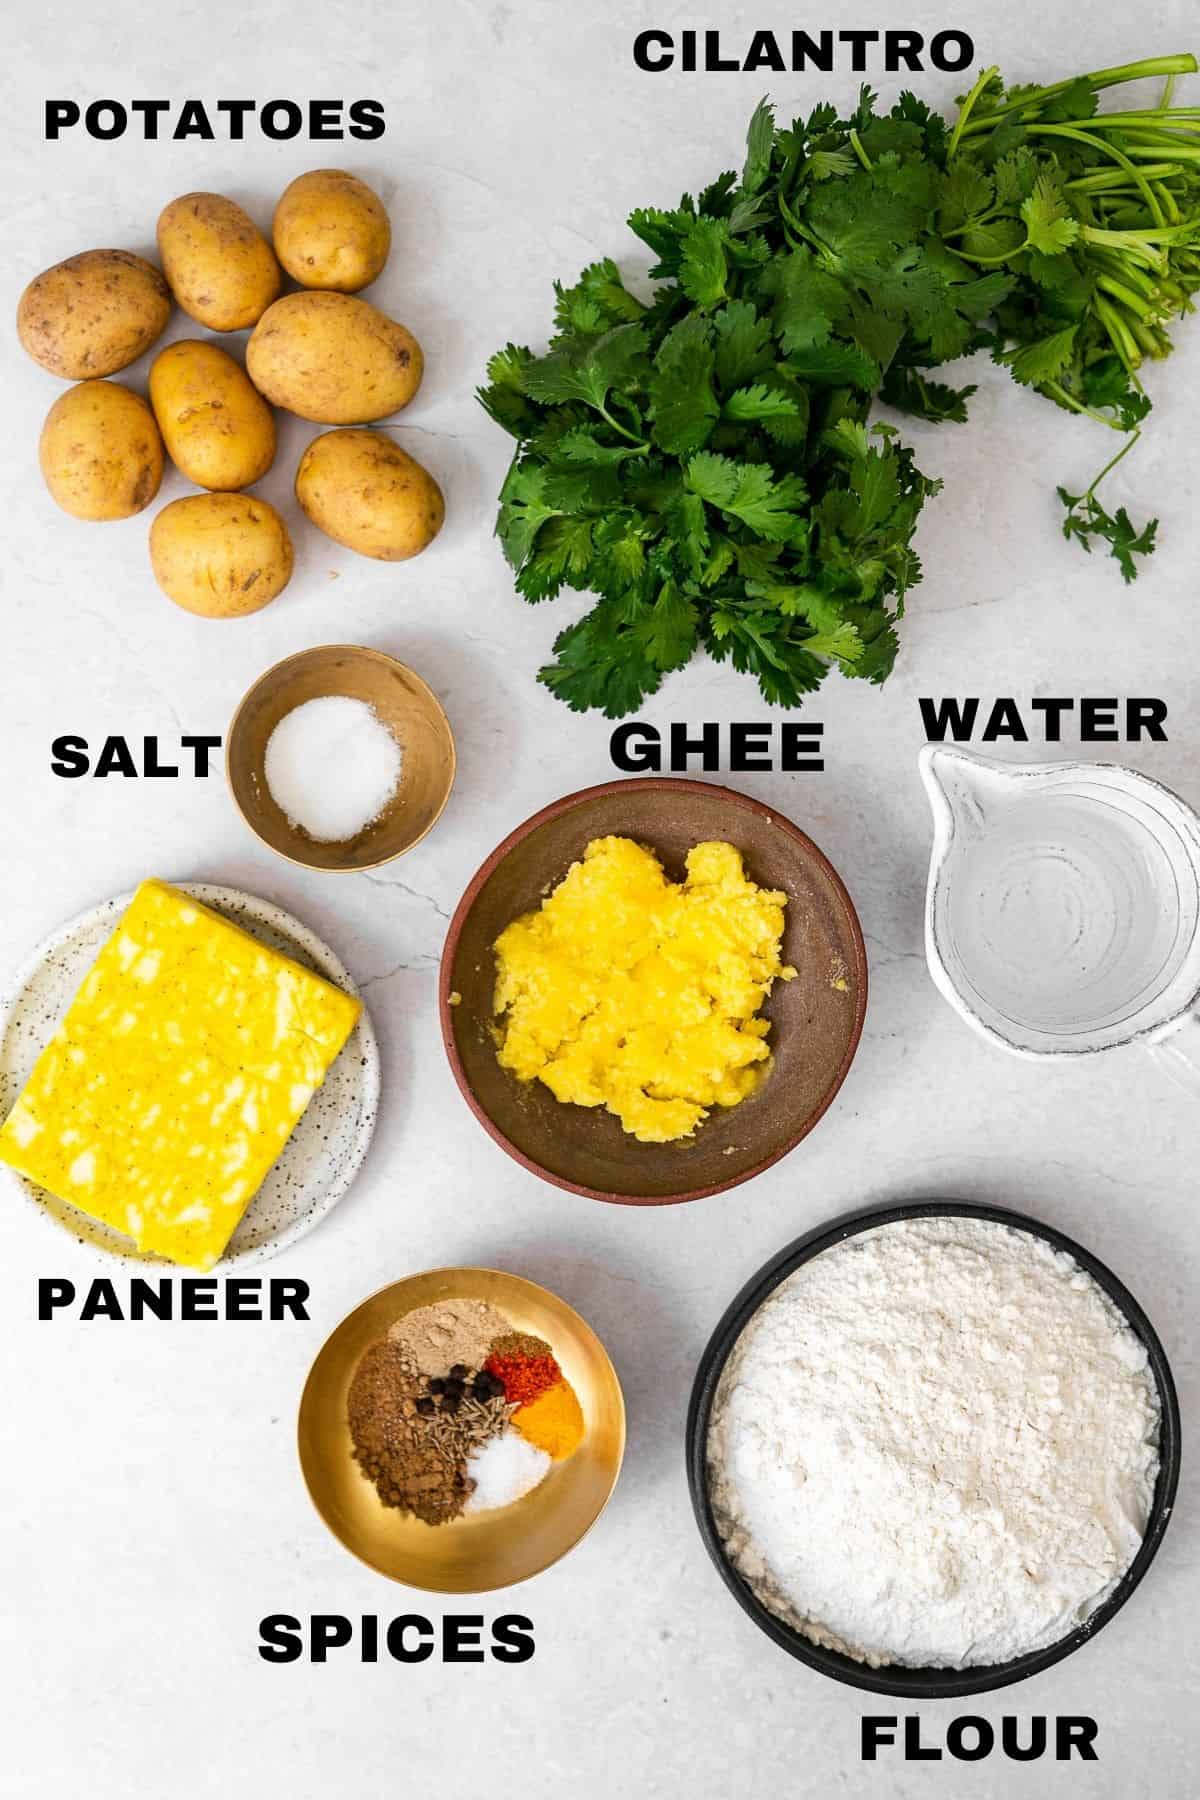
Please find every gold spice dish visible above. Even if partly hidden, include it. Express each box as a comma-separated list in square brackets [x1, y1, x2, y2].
[298, 1267, 625, 1592]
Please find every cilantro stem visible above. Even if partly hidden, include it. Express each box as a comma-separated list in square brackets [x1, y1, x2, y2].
[947, 64, 1001, 158]
[1067, 163, 1184, 190]
[848, 128, 873, 171]
[954, 54, 1199, 142]
[1097, 272, 1156, 316]
[1042, 380, 1128, 429]
[1081, 426, 1142, 501]
[1026, 126, 1165, 224]
[1090, 250, 1160, 298]
[1095, 295, 1144, 367]
[1073, 110, 1200, 128]
[596, 404, 648, 448]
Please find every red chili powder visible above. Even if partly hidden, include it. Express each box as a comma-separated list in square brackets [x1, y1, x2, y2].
[485, 1334, 562, 1407]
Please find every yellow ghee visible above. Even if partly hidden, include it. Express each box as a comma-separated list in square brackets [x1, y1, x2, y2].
[492, 836, 795, 1143]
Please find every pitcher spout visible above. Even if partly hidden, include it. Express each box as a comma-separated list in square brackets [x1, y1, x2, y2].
[918, 744, 1023, 846]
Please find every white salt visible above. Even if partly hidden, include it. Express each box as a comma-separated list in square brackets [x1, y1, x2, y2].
[464, 1429, 551, 1514]
[264, 696, 403, 843]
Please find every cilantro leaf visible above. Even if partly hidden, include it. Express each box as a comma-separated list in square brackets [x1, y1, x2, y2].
[782, 340, 880, 389]
[552, 260, 646, 336]
[768, 248, 850, 352]
[1058, 485, 1158, 583]
[648, 313, 719, 454]
[478, 343, 543, 437]
[550, 426, 650, 466]
[939, 163, 994, 233]
[1081, 357, 1153, 430]
[1020, 174, 1080, 256]
[880, 364, 976, 423]
[514, 513, 597, 601]
[539, 586, 699, 716]
[1038, 77, 1099, 124]
[1000, 325, 1078, 387]
[496, 460, 559, 570]
[678, 218, 731, 307]
[741, 98, 776, 194]
[722, 383, 802, 422]
[704, 610, 831, 705]
[712, 299, 774, 388]
[520, 323, 648, 412]
[686, 452, 807, 538]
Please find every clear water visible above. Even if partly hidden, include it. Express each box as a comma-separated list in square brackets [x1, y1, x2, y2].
[944, 787, 1199, 1044]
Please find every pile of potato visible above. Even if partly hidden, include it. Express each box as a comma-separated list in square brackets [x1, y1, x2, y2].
[16, 171, 444, 618]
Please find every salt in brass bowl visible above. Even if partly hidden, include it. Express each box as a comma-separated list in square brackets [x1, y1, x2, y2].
[439, 778, 868, 1204]
[298, 1267, 625, 1591]
[226, 644, 455, 871]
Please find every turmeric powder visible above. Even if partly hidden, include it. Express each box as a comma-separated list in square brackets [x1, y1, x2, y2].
[514, 1378, 584, 1460]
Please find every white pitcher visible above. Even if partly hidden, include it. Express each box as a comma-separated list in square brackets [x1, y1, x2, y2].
[920, 745, 1200, 1090]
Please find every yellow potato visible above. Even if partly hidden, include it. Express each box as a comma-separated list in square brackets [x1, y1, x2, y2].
[295, 428, 444, 561]
[273, 169, 391, 292]
[18, 250, 171, 380]
[149, 341, 275, 491]
[156, 192, 281, 331]
[246, 292, 422, 424]
[39, 381, 164, 521]
[149, 493, 293, 618]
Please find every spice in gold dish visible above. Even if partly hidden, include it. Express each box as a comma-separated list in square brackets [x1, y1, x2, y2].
[348, 1298, 586, 1523]
[491, 836, 796, 1143]
[484, 1332, 562, 1406]
[514, 1379, 585, 1461]
[387, 1298, 513, 1376]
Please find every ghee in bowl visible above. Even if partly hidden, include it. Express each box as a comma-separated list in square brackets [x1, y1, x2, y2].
[493, 836, 795, 1143]
[439, 776, 868, 1204]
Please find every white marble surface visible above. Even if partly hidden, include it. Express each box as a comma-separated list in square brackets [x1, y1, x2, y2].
[3, 1, 1199, 1794]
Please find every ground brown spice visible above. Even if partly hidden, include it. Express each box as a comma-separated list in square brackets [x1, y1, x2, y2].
[348, 1339, 465, 1525]
[347, 1337, 513, 1525]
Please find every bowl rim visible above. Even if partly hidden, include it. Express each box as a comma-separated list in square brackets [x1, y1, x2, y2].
[438, 776, 869, 1206]
[297, 1265, 627, 1592]
[685, 1197, 1181, 1697]
[225, 642, 456, 872]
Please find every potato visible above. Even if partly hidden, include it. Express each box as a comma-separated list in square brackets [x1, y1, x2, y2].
[156, 192, 281, 331]
[246, 292, 422, 424]
[18, 250, 171, 380]
[149, 493, 293, 617]
[295, 428, 444, 561]
[273, 169, 391, 292]
[149, 340, 275, 491]
[39, 381, 164, 520]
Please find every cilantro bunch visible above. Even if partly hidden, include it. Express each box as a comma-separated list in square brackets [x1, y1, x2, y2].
[924, 54, 1200, 578]
[479, 120, 941, 717]
[482, 53, 1200, 716]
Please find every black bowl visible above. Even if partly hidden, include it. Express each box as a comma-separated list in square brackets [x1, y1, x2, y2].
[686, 1199, 1181, 1698]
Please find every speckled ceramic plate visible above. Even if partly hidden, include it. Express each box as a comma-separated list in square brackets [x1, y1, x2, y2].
[0, 883, 380, 1267]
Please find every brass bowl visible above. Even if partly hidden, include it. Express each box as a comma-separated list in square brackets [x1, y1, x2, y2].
[226, 644, 456, 871]
[440, 778, 868, 1204]
[297, 1267, 625, 1591]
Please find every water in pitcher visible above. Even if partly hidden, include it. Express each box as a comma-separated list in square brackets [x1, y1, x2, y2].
[945, 787, 1193, 1039]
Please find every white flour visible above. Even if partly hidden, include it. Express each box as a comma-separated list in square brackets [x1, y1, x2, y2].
[708, 1217, 1161, 1669]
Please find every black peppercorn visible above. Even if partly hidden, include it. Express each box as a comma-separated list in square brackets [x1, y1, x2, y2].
[415, 1396, 436, 1417]
[449, 1364, 468, 1380]
[429, 1377, 446, 1395]
[441, 1391, 462, 1415]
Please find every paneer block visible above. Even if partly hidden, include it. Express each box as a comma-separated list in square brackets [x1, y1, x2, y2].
[0, 880, 362, 1270]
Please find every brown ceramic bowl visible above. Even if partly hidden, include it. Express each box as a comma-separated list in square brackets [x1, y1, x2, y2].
[226, 644, 455, 871]
[298, 1267, 625, 1592]
[439, 778, 868, 1204]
